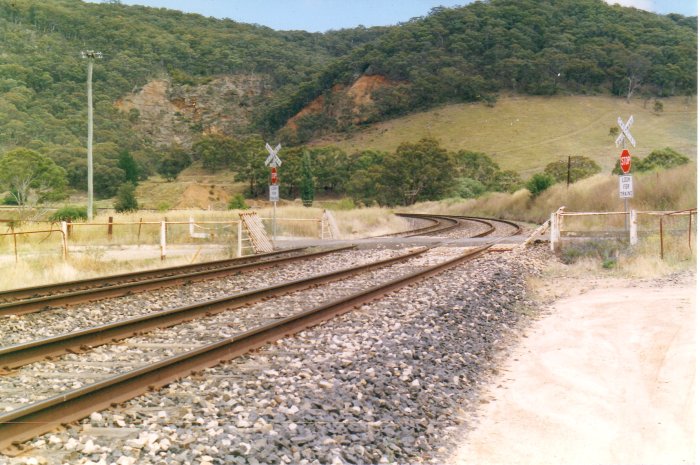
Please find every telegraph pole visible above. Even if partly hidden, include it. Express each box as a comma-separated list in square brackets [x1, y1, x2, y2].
[81, 50, 102, 221]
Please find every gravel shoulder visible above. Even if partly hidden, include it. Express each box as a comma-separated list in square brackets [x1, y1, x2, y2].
[450, 270, 696, 465]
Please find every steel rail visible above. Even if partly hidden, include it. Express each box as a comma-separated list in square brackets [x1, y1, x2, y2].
[0, 245, 356, 316]
[383, 214, 461, 237]
[0, 248, 428, 371]
[0, 244, 490, 451]
[459, 216, 522, 236]
[0, 247, 308, 303]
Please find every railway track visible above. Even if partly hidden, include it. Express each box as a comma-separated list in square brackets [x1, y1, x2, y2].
[0, 243, 492, 451]
[0, 212, 527, 454]
[390, 213, 522, 238]
[0, 245, 355, 316]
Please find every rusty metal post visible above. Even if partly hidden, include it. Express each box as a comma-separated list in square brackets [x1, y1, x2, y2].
[13, 231, 18, 263]
[108, 216, 113, 241]
[659, 216, 664, 260]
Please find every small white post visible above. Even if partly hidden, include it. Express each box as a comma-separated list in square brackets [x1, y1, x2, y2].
[550, 212, 560, 252]
[237, 220, 242, 257]
[160, 220, 166, 260]
[630, 209, 638, 245]
[60, 221, 68, 259]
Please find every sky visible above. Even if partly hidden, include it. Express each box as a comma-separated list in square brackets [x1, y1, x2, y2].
[87, 0, 698, 32]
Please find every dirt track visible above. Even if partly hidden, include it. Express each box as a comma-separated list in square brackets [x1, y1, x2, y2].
[451, 272, 696, 465]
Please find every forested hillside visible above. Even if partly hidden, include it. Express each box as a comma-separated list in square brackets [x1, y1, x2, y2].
[0, 0, 695, 205]
[266, 0, 697, 141]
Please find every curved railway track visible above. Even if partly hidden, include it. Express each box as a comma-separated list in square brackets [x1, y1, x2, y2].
[389, 213, 522, 238]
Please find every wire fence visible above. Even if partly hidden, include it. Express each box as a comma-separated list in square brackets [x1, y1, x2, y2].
[551, 207, 696, 259]
[0, 214, 332, 263]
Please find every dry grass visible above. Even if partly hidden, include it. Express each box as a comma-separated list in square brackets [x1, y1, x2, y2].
[313, 95, 697, 177]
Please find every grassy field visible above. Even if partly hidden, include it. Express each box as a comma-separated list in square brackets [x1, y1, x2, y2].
[312, 95, 697, 177]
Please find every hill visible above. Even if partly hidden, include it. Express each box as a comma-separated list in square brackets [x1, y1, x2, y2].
[311, 95, 697, 176]
[268, 0, 697, 142]
[0, 0, 695, 208]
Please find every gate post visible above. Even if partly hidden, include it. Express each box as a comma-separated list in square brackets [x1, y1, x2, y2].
[630, 210, 638, 245]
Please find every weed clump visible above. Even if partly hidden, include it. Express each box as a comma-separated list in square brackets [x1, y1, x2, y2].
[560, 239, 626, 268]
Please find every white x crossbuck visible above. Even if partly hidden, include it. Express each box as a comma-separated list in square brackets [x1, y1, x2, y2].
[265, 143, 282, 167]
[615, 115, 636, 148]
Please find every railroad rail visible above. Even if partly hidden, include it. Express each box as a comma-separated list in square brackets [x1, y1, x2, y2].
[0, 244, 492, 451]
[389, 213, 522, 238]
[0, 245, 355, 316]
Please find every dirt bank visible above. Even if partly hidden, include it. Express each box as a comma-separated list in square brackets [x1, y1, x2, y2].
[451, 271, 696, 465]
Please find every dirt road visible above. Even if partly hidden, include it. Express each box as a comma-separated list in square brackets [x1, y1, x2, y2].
[451, 271, 696, 465]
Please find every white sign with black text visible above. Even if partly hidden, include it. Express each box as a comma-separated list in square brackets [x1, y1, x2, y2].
[619, 175, 633, 198]
[269, 184, 279, 202]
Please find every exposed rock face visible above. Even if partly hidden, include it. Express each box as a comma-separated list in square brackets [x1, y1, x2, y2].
[285, 75, 394, 132]
[115, 74, 271, 148]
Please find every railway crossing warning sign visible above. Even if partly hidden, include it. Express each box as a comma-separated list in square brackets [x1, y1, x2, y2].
[620, 149, 631, 174]
[265, 143, 282, 168]
[615, 115, 636, 148]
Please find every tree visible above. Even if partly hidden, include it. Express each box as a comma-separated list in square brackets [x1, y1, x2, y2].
[300, 150, 314, 207]
[114, 182, 139, 212]
[0, 148, 67, 208]
[158, 145, 192, 181]
[117, 150, 139, 184]
[381, 138, 454, 206]
[544, 156, 601, 184]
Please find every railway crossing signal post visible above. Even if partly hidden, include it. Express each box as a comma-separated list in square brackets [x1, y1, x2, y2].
[615, 115, 636, 231]
[264, 143, 282, 242]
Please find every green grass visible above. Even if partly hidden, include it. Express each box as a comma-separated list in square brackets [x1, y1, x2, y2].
[312, 95, 697, 177]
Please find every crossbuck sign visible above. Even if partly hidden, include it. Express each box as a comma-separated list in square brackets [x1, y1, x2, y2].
[265, 143, 282, 168]
[615, 115, 636, 148]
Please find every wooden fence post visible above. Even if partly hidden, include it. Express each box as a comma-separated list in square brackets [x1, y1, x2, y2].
[659, 216, 664, 260]
[108, 216, 113, 241]
[160, 220, 166, 260]
[237, 221, 242, 257]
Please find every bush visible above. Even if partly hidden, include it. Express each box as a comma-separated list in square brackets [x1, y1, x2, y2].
[49, 206, 88, 222]
[637, 147, 689, 172]
[526, 173, 555, 196]
[114, 183, 139, 212]
[227, 193, 248, 210]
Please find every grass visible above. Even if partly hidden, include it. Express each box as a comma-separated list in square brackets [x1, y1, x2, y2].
[312, 95, 697, 177]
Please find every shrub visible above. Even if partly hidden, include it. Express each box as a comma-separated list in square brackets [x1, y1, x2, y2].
[49, 206, 88, 222]
[114, 183, 139, 212]
[526, 173, 555, 196]
[228, 193, 248, 210]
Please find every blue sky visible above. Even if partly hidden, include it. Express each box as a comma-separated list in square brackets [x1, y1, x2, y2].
[87, 0, 698, 32]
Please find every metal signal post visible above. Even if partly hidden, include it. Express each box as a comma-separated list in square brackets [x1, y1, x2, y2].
[615, 115, 636, 231]
[265, 143, 282, 242]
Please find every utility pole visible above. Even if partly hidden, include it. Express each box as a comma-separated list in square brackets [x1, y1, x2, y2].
[81, 50, 102, 221]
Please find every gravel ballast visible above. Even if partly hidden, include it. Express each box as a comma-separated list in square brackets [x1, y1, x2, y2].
[3, 245, 549, 465]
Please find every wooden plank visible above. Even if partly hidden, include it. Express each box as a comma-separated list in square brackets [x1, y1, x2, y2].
[239, 212, 273, 253]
